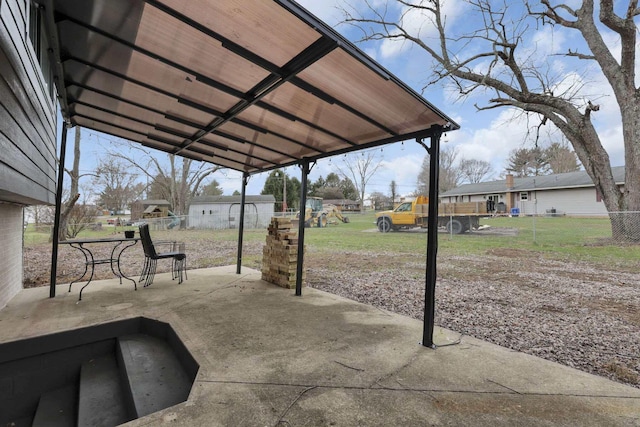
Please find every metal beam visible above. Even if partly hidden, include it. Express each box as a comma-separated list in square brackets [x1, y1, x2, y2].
[236, 173, 249, 274]
[290, 77, 398, 137]
[255, 101, 356, 147]
[295, 159, 310, 296]
[249, 126, 451, 177]
[40, 0, 71, 122]
[58, 13, 248, 100]
[175, 37, 339, 155]
[145, 0, 282, 74]
[63, 68, 325, 156]
[70, 99, 277, 166]
[420, 126, 444, 348]
[49, 122, 69, 298]
[65, 82, 302, 162]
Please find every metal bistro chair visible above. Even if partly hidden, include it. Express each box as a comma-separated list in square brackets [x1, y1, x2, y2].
[138, 224, 187, 287]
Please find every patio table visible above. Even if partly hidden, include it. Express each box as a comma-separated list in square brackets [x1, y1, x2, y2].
[60, 237, 140, 301]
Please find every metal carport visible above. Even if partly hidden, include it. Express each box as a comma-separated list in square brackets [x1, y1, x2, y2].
[39, 0, 459, 347]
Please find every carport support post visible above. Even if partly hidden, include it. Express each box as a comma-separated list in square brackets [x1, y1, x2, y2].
[49, 123, 70, 298]
[421, 127, 443, 348]
[236, 172, 249, 274]
[295, 159, 310, 296]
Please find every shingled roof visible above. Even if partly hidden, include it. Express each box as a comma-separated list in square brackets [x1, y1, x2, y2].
[440, 166, 625, 197]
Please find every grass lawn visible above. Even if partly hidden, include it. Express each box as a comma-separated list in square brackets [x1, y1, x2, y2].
[302, 213, 640, 270]
[24, 212, 640, 269]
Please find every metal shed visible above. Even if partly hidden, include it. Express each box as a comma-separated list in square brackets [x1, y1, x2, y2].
[189, 195, 275, 229]
[41, 0, 460, 347]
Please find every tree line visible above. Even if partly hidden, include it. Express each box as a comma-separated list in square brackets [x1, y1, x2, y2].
[31, 129, 229, 240]
[33, 127, 580, 240]
[418, 140, 580, 194]
[260, 170, 359, 212]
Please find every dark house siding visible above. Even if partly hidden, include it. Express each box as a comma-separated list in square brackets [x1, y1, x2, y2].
[0, 0, 56, 205]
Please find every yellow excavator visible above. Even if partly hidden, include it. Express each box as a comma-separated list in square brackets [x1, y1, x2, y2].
[298, 197, 350, 227]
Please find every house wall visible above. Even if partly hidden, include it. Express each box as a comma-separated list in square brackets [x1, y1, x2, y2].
[1, 0, 58, 306]
[1, 0, 57, 205]
[517, 187, 607, 216]
[0, 204, 24, 308]
[188, 202, 275, 229]
[442, 187, 607, 216]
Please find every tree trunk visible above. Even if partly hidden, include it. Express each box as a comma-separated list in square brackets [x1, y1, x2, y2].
[54, 127, 81, 242]
[58, 193, 80, 241]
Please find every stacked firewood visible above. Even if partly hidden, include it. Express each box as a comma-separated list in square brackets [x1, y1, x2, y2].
[261, 217, 305, 288]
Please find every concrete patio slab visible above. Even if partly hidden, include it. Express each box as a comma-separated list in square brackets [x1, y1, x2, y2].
[1, 266, 638, 426]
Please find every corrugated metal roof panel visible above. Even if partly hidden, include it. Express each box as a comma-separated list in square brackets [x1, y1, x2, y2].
[40, 0, 458, 175]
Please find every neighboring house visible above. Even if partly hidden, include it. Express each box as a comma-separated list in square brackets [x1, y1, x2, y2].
[323, 199, 361, 212]
[439, 167, 625, 216]
[188, 195, 276, 230]
[130, 199, 171, 221]
[0, 0, 57, 308]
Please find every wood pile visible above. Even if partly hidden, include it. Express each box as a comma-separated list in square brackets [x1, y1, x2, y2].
[439, 201, 488, 215]
[261, 217, 305, 288]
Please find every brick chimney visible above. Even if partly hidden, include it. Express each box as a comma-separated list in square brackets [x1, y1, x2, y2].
[506, 173, 514, 189]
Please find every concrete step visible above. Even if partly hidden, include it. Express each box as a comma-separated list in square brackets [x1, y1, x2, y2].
[117, 334, 191, 418]
[32, 384, 76, 427]
[77, 356, 131, 427]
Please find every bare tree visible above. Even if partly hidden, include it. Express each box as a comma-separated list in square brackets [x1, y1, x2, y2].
[26, 205, 55, 228]
[109, 144, 223, 215]
[55, 127, 81, 241]
[342, 0, 640, 238]
[336, 151, 383, 212]
[65, 204, 98, 238]
[459, 158, 494, 183]
[417, 146, 463, 193]
[369, 191, 392, 210]
[93, 157, 145, 213]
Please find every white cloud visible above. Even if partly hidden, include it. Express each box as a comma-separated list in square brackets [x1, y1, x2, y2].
[379, 154, 423, 193]
[529, 27, 566, 56]
[447, 108, 547, 174]
[379, 33, 412, 59]
[296, 0, 343, 25]
[377, 0, 466, 59]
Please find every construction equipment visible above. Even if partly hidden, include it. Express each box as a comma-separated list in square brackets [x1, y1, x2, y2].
[298, 197, 350, 227]
[320, 204, 350, 226]
[375, 196, 488, 234]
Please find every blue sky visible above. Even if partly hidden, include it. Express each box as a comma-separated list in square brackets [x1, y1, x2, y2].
[67, 0, 630, 200]
[293, 1, 629, 193]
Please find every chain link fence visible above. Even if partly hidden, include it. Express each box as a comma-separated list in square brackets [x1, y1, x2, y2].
[26, 209, 640, 247]
[23, 211, 288, 244]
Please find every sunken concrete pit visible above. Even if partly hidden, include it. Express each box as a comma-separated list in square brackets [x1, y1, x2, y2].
[0, 317, 199, 427]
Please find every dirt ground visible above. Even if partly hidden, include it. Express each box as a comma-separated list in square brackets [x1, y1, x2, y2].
[23, 233, 640, 389]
